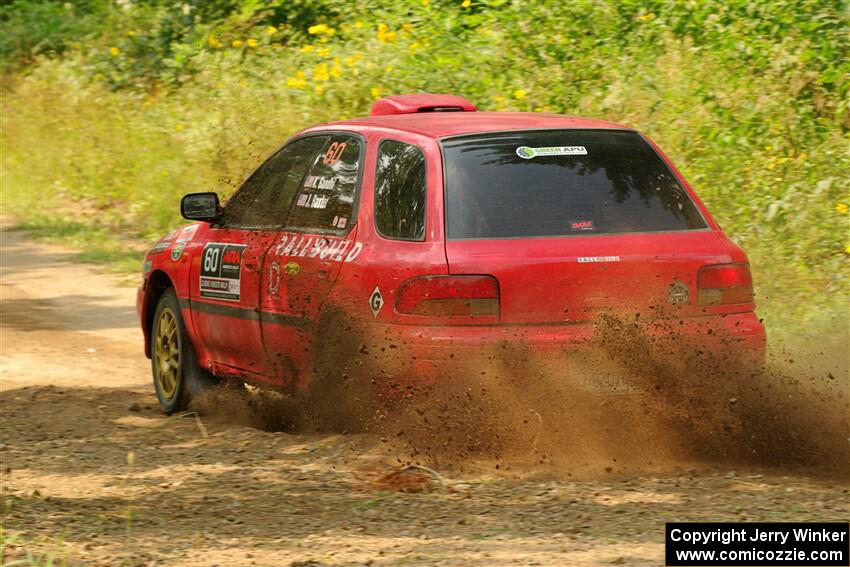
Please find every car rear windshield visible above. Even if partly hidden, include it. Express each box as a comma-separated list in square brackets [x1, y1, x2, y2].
[442, 129, 707, 239]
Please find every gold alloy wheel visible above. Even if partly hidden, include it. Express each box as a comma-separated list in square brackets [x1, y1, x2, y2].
[154, 307, 180, 400]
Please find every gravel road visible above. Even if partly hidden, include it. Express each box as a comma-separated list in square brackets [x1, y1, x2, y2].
[1, 227, 847, 566]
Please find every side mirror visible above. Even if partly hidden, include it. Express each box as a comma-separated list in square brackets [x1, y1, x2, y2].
[180, 192, 222, 222]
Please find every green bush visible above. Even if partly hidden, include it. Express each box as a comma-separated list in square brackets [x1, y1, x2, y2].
[1, 0, 847, 329]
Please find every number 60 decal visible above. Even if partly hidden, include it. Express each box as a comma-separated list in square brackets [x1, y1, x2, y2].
[323, 142, 347, 165]
[203, 246, 220, 272]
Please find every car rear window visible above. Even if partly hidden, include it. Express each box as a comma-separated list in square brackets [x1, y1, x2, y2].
[442, 129, 707, 239]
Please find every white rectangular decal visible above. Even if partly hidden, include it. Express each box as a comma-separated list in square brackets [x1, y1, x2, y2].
[199, 243, 247, 301]
[577, 256, 621, 263]
[516, 145, 587, 159]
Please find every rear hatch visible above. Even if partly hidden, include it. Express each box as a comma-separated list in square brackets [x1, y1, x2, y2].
[441, 129, 736, 324]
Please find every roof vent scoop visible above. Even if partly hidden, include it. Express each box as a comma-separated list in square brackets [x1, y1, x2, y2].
[370, 94, 477, 116]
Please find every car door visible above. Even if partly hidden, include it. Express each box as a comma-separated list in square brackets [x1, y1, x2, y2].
[189, 135, 327, 380]
[260, 132, 365, 388]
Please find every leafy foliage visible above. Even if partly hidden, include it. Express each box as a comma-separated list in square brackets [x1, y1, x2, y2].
[1, 0, 848, 327]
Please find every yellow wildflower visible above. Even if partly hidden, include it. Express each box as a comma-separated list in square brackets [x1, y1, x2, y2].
[836, 203, 849, 215]
[315, 84, 325, 95]
[109, 47, 120, 56]
[422, 0, 430, 6]
[638, 12, 655, 21]
[232, 39, 243, 48]
[354, 21, 363, 29]
[402, 23, 414, 34]
[513, 89, 526, 100]
[345, 56, 356, 66]
[409, 41, 420, 53]
[313, 63, 330, 82]
[267, 26, 278, 35]
[462, 0, 471, 7]
[286, 75, 306, 89]
[371, 86, 382, 99]
[175, 124, 185, 132]
[377, 23, 397, 43]
[126, 31, 136, 37]
[318, 47, 330, 57]
[331, 62, 342, 78]
[208, 35, 221, 48]
[845, 244, 850, 254]
[308, 24, 336, 36]
[385, 65, 394, 74]
[300, 45, 315, 54]
[355, 53, 364, 61]
[247, 38, 258, 48]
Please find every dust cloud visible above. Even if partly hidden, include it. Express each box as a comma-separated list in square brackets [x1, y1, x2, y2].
[192, 315, 849, 481]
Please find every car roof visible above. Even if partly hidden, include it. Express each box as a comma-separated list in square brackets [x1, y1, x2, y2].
[303, 111, 632, 139]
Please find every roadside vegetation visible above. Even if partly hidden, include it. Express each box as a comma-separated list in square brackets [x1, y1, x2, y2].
[1, 0, 847, 329]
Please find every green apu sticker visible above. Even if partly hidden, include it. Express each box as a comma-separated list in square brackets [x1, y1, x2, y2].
[170, 242, 186, 261]
[516, 146, 587, 159]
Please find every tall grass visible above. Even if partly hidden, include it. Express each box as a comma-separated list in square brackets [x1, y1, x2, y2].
[1, 0, 847, 328]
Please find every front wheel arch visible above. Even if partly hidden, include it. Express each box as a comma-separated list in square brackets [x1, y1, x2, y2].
[143, 270, 175, 357]
[151, 287, 219, 413]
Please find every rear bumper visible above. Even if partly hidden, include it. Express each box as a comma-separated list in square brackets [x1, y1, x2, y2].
[371, 311, 766, 374]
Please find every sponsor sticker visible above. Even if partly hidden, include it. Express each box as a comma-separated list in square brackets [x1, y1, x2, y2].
[150, 228, 181, 254]
[570, 220, 595, 232]
[176, 224, 198, 243]
[273, 235, 363, 263]
[577, 256, 621, 263]
[199, 243, 247, 301]
[516, 145, 587, 159]
[283, 261, 300, 276]
[668, 280, 690, 305]
[150, 240, 171, 254]
[170, 242, 186, 261]
[368, 286, 384, 318]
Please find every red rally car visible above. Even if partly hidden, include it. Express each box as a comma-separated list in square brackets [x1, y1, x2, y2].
[137, 93, 766, 413]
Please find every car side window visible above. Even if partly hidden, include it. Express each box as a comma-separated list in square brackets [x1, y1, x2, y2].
[222, 136, 328, 228]
[374, 139, 426, 241]
[286, 134, 362, 233]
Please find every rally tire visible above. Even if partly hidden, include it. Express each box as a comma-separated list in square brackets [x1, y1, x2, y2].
[150, 288, 218, 414]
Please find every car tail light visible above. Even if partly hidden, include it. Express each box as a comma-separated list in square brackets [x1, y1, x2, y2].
[396, 275, 499, 318]
[697, 263, 754, 305]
